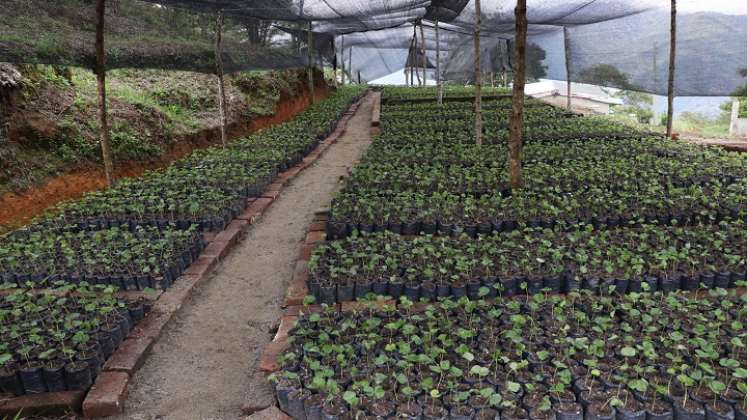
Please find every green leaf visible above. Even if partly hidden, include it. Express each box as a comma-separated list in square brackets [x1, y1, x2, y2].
[343, 391, 359, 407]
[620, 346, 637, 357]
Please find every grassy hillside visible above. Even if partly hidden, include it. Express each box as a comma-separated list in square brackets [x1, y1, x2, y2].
[0, 65, 309, 194]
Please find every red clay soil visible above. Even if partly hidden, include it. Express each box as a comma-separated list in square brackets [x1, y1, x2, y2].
[0, 84, 329, 230]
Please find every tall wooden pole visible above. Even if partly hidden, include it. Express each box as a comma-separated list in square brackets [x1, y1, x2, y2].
[332, 38, 338, 88]
[307, 21, 316, 103]
[340, 35, 346, 85]
[436, 19, 443, 104]
[666, 0, 677, 138]
[407, 35, 415, 86]
[215, 11, 228, 147]
[509, 0, 527, 189]
[413, 26, 422, 86]
[348, 46, 353, 84]
[564, 27, 572, 111]
[474, 0, 483, 145]
[95, 0, 114, 186]
[420, 23, 427, 85]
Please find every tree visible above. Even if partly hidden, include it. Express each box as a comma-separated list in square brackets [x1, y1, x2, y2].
[577, 64, 635, 90]
[732, 67, 747, 98]
[243, 18, 273, 46]
[526, 44, 547, 81]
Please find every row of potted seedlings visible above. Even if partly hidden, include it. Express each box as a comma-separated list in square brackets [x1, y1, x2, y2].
[0, 282, 151, 396]
[327, 182, 747, 241]
[273, 290, 747, 420]
[327, 97, 747, 240]
[35, 86, 366, 233]
[381, 86, 510, 102]
[0, 225, 203, 290]
[309, 221, 747, 303]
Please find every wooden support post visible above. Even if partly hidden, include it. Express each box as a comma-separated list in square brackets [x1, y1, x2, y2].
[509, 0, 527, 189]
[413, 26, 422, 86]
[436, 19, 443, 104]
[95, 0, 114, 186]
[564, 27, 572, 111]
[307, 21, 315, 104]
[407, 35, 415, 87]
[666, 0, 677, 138]
[215, 11, 228, 148]
[348, 46, 353, 85]
[420, 22, 427, 85]
[340, 35, 345, 85]
[474, 0, 483, 145]
[332, 38, 338, 88]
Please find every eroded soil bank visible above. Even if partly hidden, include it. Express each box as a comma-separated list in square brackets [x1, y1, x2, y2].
[0, 84, 329, 230]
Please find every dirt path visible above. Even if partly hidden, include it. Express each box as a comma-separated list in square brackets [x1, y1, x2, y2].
[108, 93, 374, 420]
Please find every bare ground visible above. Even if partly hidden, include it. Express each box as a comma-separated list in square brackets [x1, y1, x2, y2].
[108, 93, 374, 420]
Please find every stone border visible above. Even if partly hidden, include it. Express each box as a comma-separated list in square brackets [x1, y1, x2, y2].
[0, 92, 370, 419]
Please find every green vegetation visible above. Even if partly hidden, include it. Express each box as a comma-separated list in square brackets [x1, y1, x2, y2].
[276, 290, 747, 419]
[0, 282, 150, 395]
[0, 65, 308, 195]
[321, 87, 747, 303]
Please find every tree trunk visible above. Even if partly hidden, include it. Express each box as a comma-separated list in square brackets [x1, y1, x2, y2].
[307, 21, 316, 104]
[215, 11, 228, 147]
[436, 19, 443, 104]
[564, 27, 572, 111]
[666, 0, 677, 138]
[95, 0, 114, 186]
[509, 0, 528, 189]
[474, 0, 483, 145]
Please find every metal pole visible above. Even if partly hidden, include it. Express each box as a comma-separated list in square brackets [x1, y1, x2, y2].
[436, 19, 443, 104]
[564, 27, 572, 111]
[666, 0, 677, 138]
[215, 11, 228, 147]
[95, 0, 114, 185]
[474, 0, 483, 145]
[509, 0, 528, 189]
[307, 21, 316, 103]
